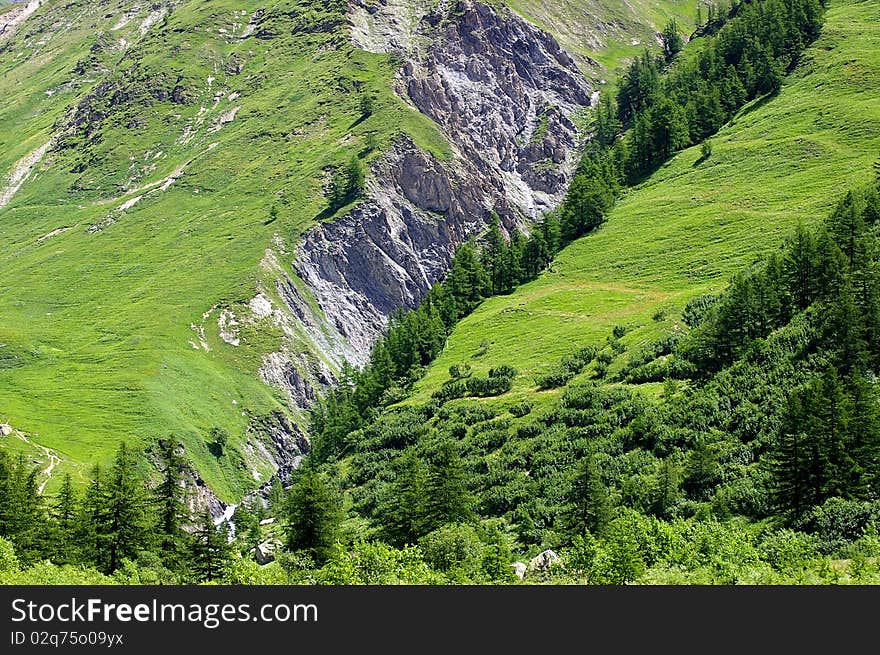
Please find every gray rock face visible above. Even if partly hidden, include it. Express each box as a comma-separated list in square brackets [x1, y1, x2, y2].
[404, 1, 591, 211]
[511, 561, 527, 580]
[290, 1, 591, 368]
[295, 136, 514, 361]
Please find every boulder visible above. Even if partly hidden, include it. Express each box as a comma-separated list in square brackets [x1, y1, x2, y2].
[0, 424, 11, 437]
[259, 517, 276, 526]
[255, 539, 282, 565]
[510, 561, 527, 580]
[527, 549, 559, 573]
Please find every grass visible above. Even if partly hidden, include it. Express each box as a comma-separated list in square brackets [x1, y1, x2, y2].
[411, 0, 880, 404]
[506, 0, 700, 80]
[0, 0, 448, 499]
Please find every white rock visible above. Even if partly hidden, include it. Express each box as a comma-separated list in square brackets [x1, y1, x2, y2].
[527, 549, 560, 573]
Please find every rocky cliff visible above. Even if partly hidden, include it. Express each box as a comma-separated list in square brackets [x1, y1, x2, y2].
[288, 0, 592, 375]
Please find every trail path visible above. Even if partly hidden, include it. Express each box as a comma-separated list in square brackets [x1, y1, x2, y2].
[12, 430, 62, 495]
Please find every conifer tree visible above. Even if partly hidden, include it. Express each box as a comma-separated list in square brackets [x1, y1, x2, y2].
[52, 474, 78, 564]
[283, 471, 343, 564]
[103, 442, 150, 572]
[421, 441, 474, 533]
[155, 438, 190, 571]
[379, 448, 428, 546]
[192, 510, 231, 581]
[661, 19, 684, 62]
[560, 453, 611, 539]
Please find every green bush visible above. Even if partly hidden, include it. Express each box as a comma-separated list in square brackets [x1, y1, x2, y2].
[419, 523, 484, 579]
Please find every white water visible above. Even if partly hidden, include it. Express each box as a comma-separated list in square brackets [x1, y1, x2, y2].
[214, 503, 237, 541]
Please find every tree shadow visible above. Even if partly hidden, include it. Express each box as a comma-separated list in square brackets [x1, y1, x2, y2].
[348, 114, 369, 130]
[736, 89, 779, 120]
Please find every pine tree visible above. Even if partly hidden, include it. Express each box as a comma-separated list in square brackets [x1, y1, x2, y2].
[593, 93, 621, 148]
[560, 453, 611, 539]
[51, 474, 78, 564]
[378, 448, 428, 546]
[651, 458, 682, 519]
[359, 93, 374, 118]
[155, 438, 189, 571]
[344, 155, 365, 199]
[661, 19, 684, 62]
[447, 241, 490, 316]
[769, 392, 811, 523]
[649, 98, 690, 161]
[192, 510, 231, 582]
[481, 214, 507, 295]
[76, 463, 104, 567]
[103, 442, 150, 573]
[846, 374, 880, 498]
[284, 471, 344, 564]
[421, 441, 474, 533]
[783, 223, 818, 311]
[0, 453, 45, 563]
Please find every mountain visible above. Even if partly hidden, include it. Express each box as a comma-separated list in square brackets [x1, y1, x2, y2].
[0, 0, 693, 504]
[301, 0, 880, 583]
[3, 0, 880, 586]
[411, 0, 880, 402]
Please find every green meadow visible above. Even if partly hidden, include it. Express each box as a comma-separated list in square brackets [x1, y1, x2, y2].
[411, 0, 880, 408]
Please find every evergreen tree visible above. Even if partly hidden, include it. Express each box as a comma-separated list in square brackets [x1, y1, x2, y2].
[344, 155, 365, 199]
[422, 441, 474, 533]
[192, 510, 231, 582]
[783, 223, 818, 311]
[447, 241, 490, 317]
[560, 453, 611, 539]
[769, 391, 812, 523]
[51, 474, 78, 565]
[155, 438, 189, 571]
[284, 471, 344, 564]
[0, 453, 45, 564]
[661, 19, 684, 62]
[481, 214, 507, 295]
[103, 442, 150, 573]
[651, 458, 682, 519]
[378, 448, 428, 546]
[593, 93, 621, 148]
[75, 464, 104, 567]
[649, 98, 690, 161]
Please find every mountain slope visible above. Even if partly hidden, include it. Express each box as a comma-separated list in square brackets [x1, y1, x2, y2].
[0, 0, 452, 498]
[1, 0, 691, 502]
[508, 0, 700, 76]
[411, 0, 880, 406]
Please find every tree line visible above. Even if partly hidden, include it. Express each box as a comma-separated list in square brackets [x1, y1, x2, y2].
[309, 214, 565, 463]
[593, 0, 824, 180]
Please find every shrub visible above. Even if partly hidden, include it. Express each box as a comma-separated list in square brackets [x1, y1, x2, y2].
[509, 401, 532, 418]
[419, 523, 484, 579]
[489, 364, 518, 379]
[809, 498, 880, 554]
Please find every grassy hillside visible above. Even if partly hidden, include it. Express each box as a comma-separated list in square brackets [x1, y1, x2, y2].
[507, 0, 700, 78]
[411, 0, 880, 408]
[0, 0, 447, 498]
